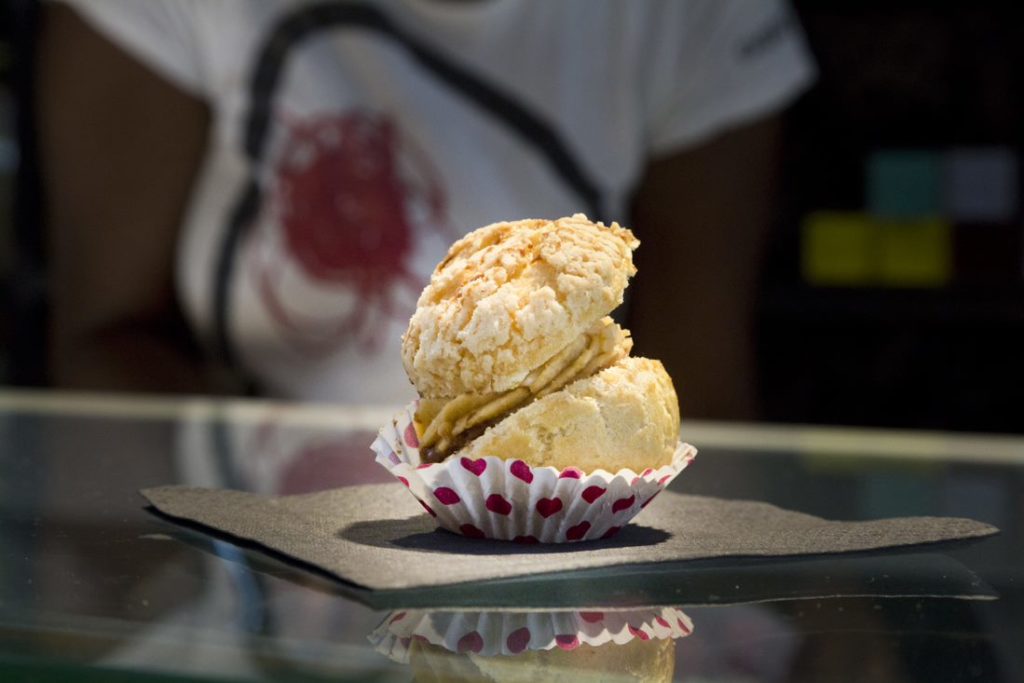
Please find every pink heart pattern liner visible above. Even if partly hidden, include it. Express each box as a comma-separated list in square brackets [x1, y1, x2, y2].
[370, 607, 694, 662]
[372, 401, 697, 543]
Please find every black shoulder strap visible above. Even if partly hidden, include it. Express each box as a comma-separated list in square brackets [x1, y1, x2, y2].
[214, 2, 603, 371]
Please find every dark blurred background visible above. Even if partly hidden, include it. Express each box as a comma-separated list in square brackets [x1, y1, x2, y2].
[1, 1, 40, 391]
[759, 2, 1024, 433]
[0, 1, 1021, 433]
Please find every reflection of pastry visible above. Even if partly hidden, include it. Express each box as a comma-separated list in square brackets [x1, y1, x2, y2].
[408, 636, 675, 683]
[401, 214, 680, 470]
[371, 607, 691, 682]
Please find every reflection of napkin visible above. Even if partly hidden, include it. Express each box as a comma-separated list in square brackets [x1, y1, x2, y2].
[141, 484, 997, 592]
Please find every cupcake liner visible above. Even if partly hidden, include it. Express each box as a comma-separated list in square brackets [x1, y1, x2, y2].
[370, 607, 694, 662]
[371, 401, 697, 543]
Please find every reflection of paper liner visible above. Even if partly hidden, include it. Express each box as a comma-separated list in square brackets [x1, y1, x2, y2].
[370, 608, 694, 662]
[371, 401, 697, 543]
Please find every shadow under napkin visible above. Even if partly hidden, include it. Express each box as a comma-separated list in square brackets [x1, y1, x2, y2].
[140, 483, 998, 594]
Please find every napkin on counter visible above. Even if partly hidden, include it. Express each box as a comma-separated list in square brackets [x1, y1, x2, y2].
[141, 484, 997, 592]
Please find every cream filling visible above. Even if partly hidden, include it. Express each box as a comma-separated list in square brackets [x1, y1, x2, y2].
[415, 318, 631, 460]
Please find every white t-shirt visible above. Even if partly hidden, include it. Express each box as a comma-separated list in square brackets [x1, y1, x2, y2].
[60, 0, 814, 405]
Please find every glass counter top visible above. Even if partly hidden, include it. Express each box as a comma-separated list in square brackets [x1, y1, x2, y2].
[1, 390, 1021, 682]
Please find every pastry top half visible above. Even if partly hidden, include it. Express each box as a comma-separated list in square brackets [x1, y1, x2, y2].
[402, 214, 638, 398]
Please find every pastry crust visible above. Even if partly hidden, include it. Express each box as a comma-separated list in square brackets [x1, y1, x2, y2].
[409, 635, 676, 683]
[414, 318, 632, 461]
[402, 214, 638, 398]
[459, 357, 680, 473]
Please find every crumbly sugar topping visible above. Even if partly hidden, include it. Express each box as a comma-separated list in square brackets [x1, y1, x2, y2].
[402, 214, 638, 397]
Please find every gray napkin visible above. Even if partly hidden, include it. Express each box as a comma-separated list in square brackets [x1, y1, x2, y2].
[141, 484, 997, 591]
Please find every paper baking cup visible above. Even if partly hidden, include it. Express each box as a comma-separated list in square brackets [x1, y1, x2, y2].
[370, 607, 694, 662]
[371, 401, 697, 543]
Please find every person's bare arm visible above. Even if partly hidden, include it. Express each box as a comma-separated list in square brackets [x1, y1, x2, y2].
[38, 4, 211, 392]
[629, 116, 781, 420]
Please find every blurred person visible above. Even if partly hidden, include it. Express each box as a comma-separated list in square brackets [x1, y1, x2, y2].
[37, 0, 813, 417]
